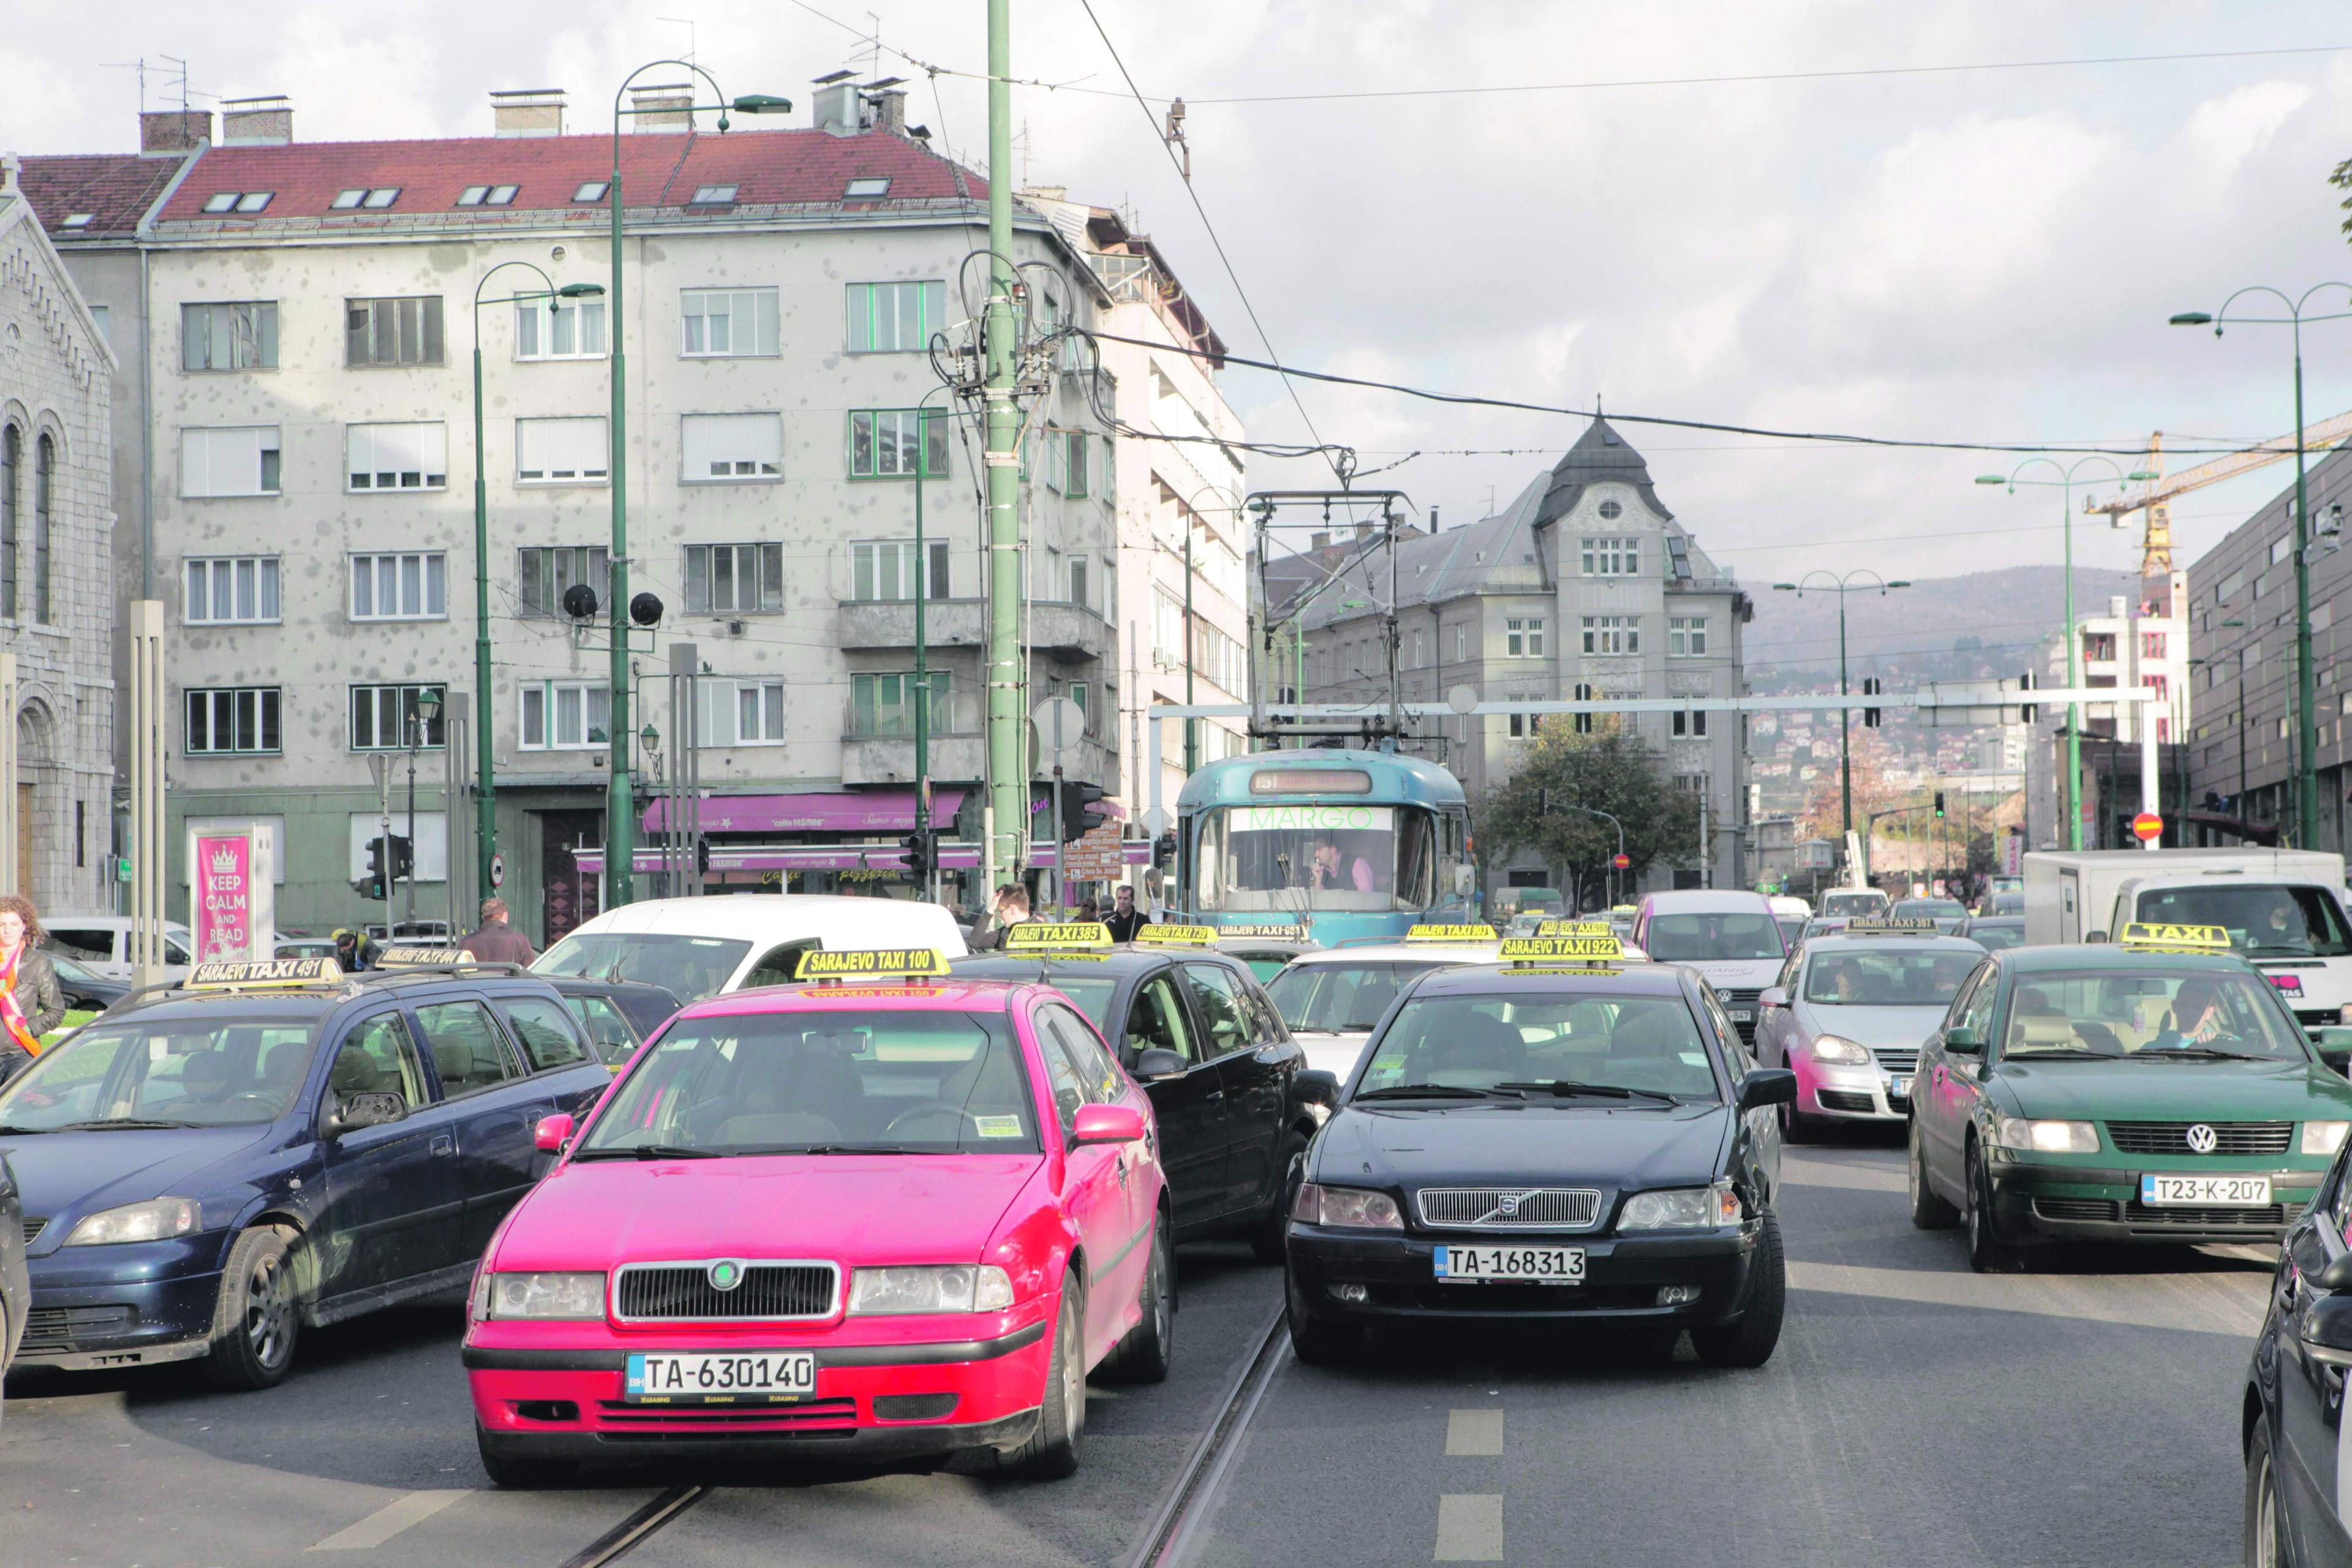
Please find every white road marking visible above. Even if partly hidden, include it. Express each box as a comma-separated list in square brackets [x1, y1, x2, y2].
[1434, 1493, 1503, 1561]
[1789, 1259, 2265, 1336]
[309, 1490, 469, 1551]
[1446, 1408, 1504, 1456]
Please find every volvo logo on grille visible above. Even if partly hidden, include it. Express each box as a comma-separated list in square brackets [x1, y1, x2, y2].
[1496, 1195, 1521, 1216]
[708, 1260, 745, 1291]
[2185, 1123, 2218, 1154]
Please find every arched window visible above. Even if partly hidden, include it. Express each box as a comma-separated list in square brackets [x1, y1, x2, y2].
[32, 433, 53, 624]
[0, 424, 18, 620]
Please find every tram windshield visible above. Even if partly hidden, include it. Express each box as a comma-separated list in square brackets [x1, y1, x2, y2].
[1194, 804, 1439, 913]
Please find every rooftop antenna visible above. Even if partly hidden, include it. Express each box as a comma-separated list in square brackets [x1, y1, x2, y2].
[657, 15, 697, 64]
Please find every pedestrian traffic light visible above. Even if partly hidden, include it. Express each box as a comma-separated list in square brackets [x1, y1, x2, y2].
[1860, 677, 1882, 729]
[352, 837, 388, 900]
[1934, 791, 1945, 819]
[1060, 783, 1109, 843]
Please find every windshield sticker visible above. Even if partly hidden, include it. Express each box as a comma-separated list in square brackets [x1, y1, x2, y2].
[974, 1114, 1025, 1138]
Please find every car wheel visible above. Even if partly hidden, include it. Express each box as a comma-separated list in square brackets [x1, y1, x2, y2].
[1003, 1277, 1085, 1479]
[200, 1226, 300, 1390]
[1287, 1301, 1357, 1367]
[1909, 1115, 1960, 1229]
[476, 1426, 575, 1490]
[1100, 1216, 1173, 1385]
[0, 1297, 8, 1431]
[1691, 1211, 1785, 1370]
[1251, 1133, 1310, 1264]
[1777, 1098, 1819, 1145]
[1964, 1141, 2027, 1274]
[2245, 1412, 2288, 1568]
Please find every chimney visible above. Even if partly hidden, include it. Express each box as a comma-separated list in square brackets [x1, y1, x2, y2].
[811, 72, 863, 136]
[140, 108, 213, 153]
[220, 96, 292, 146]
[491, 88, 566, 138]
[1311, 532, 1330, 551]
[872, 89, 907, 138]
[628, 83, 693, 133]
[1355, 521, 1374, 541]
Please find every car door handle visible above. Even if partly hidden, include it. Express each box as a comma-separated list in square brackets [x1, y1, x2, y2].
[430, 1134, 456, 1156]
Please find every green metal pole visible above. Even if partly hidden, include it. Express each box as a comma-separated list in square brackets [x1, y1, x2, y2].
[2064, 483, 2081, 850]
[983, 0, 1024, 892]
[471, 330, 497, 903]
[2293, 319, 2318, 846]
[1838, 588, 1852, 838]
[1183, 526, 1197, 773]
[914, 393, 931, 879]
[605, 137, 635, 905]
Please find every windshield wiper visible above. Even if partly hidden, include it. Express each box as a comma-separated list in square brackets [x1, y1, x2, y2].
[572, 1142, 720, 1161]
[1351, 1084, 1510, 1101]
[761, 1144, 918, 1155]
[1494, 1080, 1680, 1105]
[2128, 1046, 2270, 1061]
[2001, 1048, 2120, 1060]
[55, 1117, 206, 1131]
[0, 1123, 55, 1134]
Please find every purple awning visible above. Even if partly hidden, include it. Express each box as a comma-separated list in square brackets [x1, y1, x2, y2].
[641, 790, 965, 835]
[573, 840, 1149, 874]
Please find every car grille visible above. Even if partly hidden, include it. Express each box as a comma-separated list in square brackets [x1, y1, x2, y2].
[2034, 1197, 2119, 1223]
[590, 1396, 860, 1433]
[612, 1261, 839, 1322]
[2124, 1201, 2289, 1228]
[21, 1217, 44, 1245]
[2105, 1121, 2293, 1156]
[1415, 1188, 1600, 1231]
[20, 1305, 134, 1354]
[1871, 1049, 1919, 1076]
[1817, 1090, 1879, 1114]
[1721, 990, 1762, 1046]
[2296, 1007, 2337, 1028]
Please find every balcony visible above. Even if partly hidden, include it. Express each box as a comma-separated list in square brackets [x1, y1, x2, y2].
[838, 731, 1117, 790]
[838, 598, 1112, 662]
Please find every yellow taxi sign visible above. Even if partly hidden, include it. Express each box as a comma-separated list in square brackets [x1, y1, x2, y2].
[1534, 920, 1613, 940]
[375, 945, 475, 968]
[1405, 923, 1498, 944]
[187, 956, 344, 989]
[1218, 922, 1306, 940]
[1842, 918, 1940, 935]
[1131, 924, 1219, 947]
[794, 947, 950, 981]
[1003, 922, 1114, 952]
[2116, 922, 2233, 953]
[1501, 935, 1623, 963]
[1610, 904, 1637, 916]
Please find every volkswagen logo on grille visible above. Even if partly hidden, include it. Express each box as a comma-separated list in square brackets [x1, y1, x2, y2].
[2185, 1123, 2218, 1154]
[708, 1260, 745, 1291]
[1496, 1195, 1521, 1217]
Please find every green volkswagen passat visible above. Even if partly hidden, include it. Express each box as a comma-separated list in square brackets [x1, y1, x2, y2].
[1907, 942, 2352, 1272]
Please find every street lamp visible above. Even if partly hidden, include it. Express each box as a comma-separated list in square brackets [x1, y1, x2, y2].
[1976, 459, 2155, 850]
[601, 63, 791, 907]
[404, 687, 445, 932]
[1771, 573, 1910, 846]
[472, 266, 603, 905]
[2171, 285, 2352, 846]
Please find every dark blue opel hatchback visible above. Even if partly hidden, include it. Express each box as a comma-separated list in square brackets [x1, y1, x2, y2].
[0, 955, 609, 1389]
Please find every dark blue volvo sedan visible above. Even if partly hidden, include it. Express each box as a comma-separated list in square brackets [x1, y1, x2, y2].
[0, 955, 609, 1389]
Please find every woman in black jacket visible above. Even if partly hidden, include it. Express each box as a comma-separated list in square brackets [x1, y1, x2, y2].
[0, 894, 67, 1081]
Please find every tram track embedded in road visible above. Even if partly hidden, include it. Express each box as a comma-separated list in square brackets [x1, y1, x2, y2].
[557, 1485, 709, 1568]
[1125, 1306, 1292, 1568]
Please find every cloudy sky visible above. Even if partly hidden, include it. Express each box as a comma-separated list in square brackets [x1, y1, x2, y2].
[8, 1, 2352, 631]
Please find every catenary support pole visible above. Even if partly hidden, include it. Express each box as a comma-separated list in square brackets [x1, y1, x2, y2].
[982, 0, 1025, 895]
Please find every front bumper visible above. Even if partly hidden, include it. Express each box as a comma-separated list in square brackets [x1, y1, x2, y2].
[15, 1235, 224, 1371]
[1985, 1153, 2324, 1245]
[1792, 1056, 1909, 1123]
[1286, 1221, 1757, 1325]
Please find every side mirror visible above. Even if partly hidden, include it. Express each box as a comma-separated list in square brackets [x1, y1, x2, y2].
[2085, 930, 2109, 944]
[325, 1091, 407, 1137]
[533, 1112, 576, 1153]
[1738, 1069, 1798, 1112]
[1294, 1068, 1343, 1113]
[2315, 1251, 2352, 1294]
[1133, 1047, 1186, 1080]
[1945, 1025, 1985, 1055]
[1758, 987, 1788, 1010]
[1071, 1102, 1147, 1146]
[2316, 1026, 2352, 1077]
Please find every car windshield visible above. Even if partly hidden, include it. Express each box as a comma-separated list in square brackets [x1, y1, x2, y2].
[0, 1013, 318, 1129]
[2002, 970, 2312, 1061]
[1641, 912, 1784, 962]
[1804, 949, 1981, 1006]
[1355, 993, 1721, 1101]
[1192, 804, 1441, 913]
[1266, 960, 1449, 1033]
[1893, 899, 1966, 919]
[1965, 921, 2025, 951]
[536, 933, 753, 1001]
[2130, 884, 2352, 959]
[1820, 892, 1887, 917]
[1776, 916, 1808, 944]
[577, 1008, 1039, 1155]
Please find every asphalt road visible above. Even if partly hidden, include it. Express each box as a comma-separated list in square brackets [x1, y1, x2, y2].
[0, 1136, 2278, 1567]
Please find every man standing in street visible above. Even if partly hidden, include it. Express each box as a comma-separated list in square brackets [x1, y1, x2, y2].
[459, 899, 538, 965]
[1104, 883, 1151, 943]
[974, 884, 1033, 951]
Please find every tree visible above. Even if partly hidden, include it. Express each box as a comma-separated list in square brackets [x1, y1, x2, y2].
[1795, 727, 1907, 844]
[1481, 723, 1702, 908]
[2334, 156, 2352, 243]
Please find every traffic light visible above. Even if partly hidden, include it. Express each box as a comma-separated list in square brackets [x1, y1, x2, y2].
[2018, 671, 2037, 724]
[352, 837, 388, 900]
[899, 828, 935, 878]
[1154, 831, 1177, 869]
[1060, 783, 1109, 843]
[1933, 791, 1946, 819]
[696, 837, 711, 874]
[388, 835, 414, 880]
[1860, 677, 1883, 729]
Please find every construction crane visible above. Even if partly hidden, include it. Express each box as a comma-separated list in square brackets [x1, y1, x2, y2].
[2088, 415, 2352, 613]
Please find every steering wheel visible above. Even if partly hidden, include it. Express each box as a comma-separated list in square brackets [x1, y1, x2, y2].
[884, 1102, 985, 1139]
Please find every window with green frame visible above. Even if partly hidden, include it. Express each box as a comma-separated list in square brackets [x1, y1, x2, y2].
[846, 281, 948, 353]
[849, 409, 951, 478]
[851, 671, 951, 736]
[1045, 429, 1090, 497]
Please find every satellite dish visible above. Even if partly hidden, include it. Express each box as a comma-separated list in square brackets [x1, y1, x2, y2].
[1447, 684, 1479, 716]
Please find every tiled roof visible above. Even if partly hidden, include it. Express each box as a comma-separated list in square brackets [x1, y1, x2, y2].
[17, 153, 191, 236]
[1536, 415, 1673, 526]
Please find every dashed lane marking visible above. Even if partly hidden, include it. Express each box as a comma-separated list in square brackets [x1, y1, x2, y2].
[1434, 1494, 1504, 1562]
[1445, 1409, 1504, 1457]
[309, 1489, 469, 1551]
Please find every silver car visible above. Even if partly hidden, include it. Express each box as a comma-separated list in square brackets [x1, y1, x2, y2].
[1752, 930, 1988, 1138]
[1261, 938, 1501, 1080]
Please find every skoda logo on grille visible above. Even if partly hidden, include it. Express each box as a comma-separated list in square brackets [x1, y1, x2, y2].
[708, 1260, 745, 1292]
[2185, 1123, 2218, 1154]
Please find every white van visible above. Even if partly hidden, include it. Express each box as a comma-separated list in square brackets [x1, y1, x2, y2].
[43, 915, 197, 982]
[532, 895, 969, 1003]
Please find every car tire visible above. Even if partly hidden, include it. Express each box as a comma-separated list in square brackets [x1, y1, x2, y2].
[2246, 1410, 2288, 1568]
[476, 1427, 575, 1490]
[0, 1297, 9, 1431]
[200, 1226, 300, 1391]
[1691, 1211, 1785, 1370]
[1777, 1099, 1820, 1145]
[1964, 1141, 2027, 1274]
[1099, 1217, 1173, 1385]
[1909, 1114, 1961, 1229]
[1287, 1303, 1357, 1367]
[1251, 1133, 1310, 1264]
[1002, 1277, 1085, 1480]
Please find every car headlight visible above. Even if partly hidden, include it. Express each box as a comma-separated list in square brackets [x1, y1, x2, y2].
[1992, 1117, 2100, 1154]
[1808, 1035, 1871, 1066]
[470, 1271, 607, 1321]
[2304, 1121, 2352, 1156]
[848, 1265, 1016, 1315]
[1292, 1182, 1403, 1229]
[1619, 1180, 1741, 1231]
[62, 1197, 199, 1246]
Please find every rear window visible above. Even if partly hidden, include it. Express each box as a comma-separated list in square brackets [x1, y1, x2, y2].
[537, 932, 753, 1001]
[1265, 960, 1445, 1033]
[2131, 885, 2352, 959]
[1804, 949, 1980, 1006]
[1642, 912, 1784, 962]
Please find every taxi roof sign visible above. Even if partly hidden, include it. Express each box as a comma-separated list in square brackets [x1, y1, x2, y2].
[1003, 922, 1113, 952]
[1534, 920, 1613, 940]
[1501, 934, 1623, 965]
[1216, 922, 1306, 940]
[375, 945, 476, 968]
[1610, 905, 1637, 915]
[2115, 922, 2233, 954]
[1131, 924, 1219, 947]
[187, 956, 343, 990]
[1405, 923, 1498, 944]
[1840, 918, 1941, 935]
[794, 947, 950, 981]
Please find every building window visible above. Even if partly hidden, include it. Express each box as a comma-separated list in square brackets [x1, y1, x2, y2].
[1581, 615, 1637, 655]
[516, 417, 609, 484]
[521, 682, 611, 750]
[1674, 773, 1708, 794]
[2144, 673, 2170, 700]
[186, 687, 281, 755]
[846, 281, 947, 353]
[688, 184, 738, 206]
[680, 288, 780, 357]
[186, 556, 282, 624]
[351, 551, 448, 620]
[2082, 631, 2117, 662]
[851, 671, 950, 736]
[346, 296, 445, 366]
[1192, 620, 1247, 696]
[331, 187, 401, 209]
[844, 176, 891, 198]
[1505, 617, 1546, 657]
[1455, 624, 1467, 661]
[680, 413, 783, 482]
[202, 192, 273, 213]
[1572, 682, 1594, 734]
[1068, 682, 1090, 729]
[1046, 429, 1091, 497]
[1669, 616, 1709, 656]
[347, 422, 448, 491]
[851, 539, 950, 602]
[1507, 712, 1527, 738]
[31, 434, 51, 624]
[2142, 630, 2167, 660]
[1066, 553, 1090, 609]
[0, 426, 15, 619]
[573, 181, 609, 203]
[181, 425, 282, 497]
[351, 684, 448, 750]
[514, 297, 606, 360]
[1580, 537, 1640, 576]
[456, 184, 519, 207]
[516, 546, 608, 617]
[733, 682, 786, 744]
[685, 543, 783, 614]
[2272, 535, 2294, 565]
[1672, 709, 1709, 738]
[182, 301, 278, 371]
[848, 409, 950, 478]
